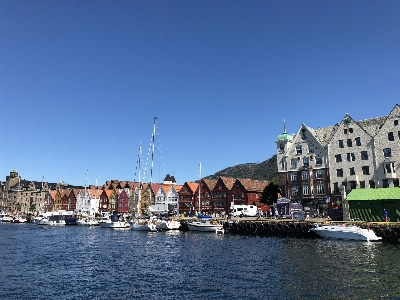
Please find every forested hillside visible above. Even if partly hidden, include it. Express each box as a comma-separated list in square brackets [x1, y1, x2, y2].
[205, 155, 277, 183]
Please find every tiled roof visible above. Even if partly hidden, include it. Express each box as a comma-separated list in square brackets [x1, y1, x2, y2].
[186, 182, 199, 193]
[220, 176, 236, 189]
[202, 179, 217, 190]
[238, 178, 268, 192]
[347, 188, 400, 201]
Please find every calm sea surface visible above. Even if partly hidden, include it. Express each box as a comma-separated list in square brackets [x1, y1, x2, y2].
[0, 223, 399, 300]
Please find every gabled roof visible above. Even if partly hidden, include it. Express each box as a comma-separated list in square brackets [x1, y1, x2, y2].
[202, 179, 217, 190]
[347, 188, 400, 201]
[238, 178, 268, 192]
[220, 176, 236, 190]
[357, 116, 387, 137]
[185, 182, 199, 193]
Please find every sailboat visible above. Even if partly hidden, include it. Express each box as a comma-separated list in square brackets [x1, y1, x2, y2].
[130, 140, 157, 232]
[187, 162, 223, 232]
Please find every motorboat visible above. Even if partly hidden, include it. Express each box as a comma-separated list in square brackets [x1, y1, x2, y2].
[0, 214, 13, 222]
[187, 219, 223, 232]
[155, 217, 181, 230]
[12, 216, 27, 223]
[99, 214, 130, 229]
[36, 212, 66, 226]
[131, 217, 157, 232]
[309, 224, 382, 241]
[76, 216, 99, 226]
[33, 214, 44, 224]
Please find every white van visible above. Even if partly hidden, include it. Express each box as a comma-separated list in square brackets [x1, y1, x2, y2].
[232, 205, 258, 217]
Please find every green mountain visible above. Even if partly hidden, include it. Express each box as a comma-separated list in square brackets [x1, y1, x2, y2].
[205, 155, 277, 182]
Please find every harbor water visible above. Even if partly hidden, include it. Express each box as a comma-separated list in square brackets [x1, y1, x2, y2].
[0, 223, 399, 300]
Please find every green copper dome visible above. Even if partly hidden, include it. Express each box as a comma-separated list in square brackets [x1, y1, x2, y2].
[276, 120, 293, 142]
[11, 168, 18, 173]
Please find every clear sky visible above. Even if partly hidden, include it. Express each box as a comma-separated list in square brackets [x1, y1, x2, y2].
[1, 0, 399, 186]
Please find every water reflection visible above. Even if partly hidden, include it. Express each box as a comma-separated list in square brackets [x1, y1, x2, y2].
[0, 223, 399, 300]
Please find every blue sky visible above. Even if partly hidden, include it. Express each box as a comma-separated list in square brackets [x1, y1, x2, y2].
[1, 0, 399, 186]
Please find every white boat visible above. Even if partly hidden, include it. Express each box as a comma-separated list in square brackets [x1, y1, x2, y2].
[309, 224, 382, 241]
[99, 214, 130, 229]
[187, 219, 223, 232]
[155, 218, 181, 230]
[12, 216, 27, 223]
[76, 217, 99, 226]
[0, 214, 13, 222]
[37, 212, 66, 226]
[33, 214, 44, 224]
[131, 218, 157, 232]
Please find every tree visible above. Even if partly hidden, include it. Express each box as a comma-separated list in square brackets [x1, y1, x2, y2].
[29, 203, 36, 212]
[260, 182, 282, 206]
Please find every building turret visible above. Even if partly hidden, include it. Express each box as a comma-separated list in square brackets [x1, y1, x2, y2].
[276, 120, 293, 172]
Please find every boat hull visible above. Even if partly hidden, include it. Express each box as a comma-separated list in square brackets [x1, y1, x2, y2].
[310, 225, 382, 241]
[99, 221, 130, 229]
[187, 221, 223, 232]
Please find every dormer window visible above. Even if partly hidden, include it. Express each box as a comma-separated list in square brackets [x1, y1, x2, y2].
[308, 145, 314, 153]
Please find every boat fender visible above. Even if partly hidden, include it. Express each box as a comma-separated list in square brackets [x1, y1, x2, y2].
[384, 229, 392, 238]
[263, 223, 270, 231]
[393, 226, 400, 236]
[277, 223, 283, 231]
[289, 224, 296, 231]
[212, 220, 217, 225]
[301, 225, 308, 233]
[241, 222, 247, 230]
[296, 223, 302, 231]
[270, 224, 276, 231]
[259, 223, 265, 231]
[283, 225, 290, 232]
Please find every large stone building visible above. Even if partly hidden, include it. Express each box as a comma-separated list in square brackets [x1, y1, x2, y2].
[277, 104, 400, 210]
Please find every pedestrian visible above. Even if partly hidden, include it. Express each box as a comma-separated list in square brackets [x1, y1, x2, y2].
[275, 208, 278, 220]
[384, 209, 389, 222]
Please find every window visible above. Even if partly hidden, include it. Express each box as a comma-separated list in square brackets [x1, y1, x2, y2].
[384, 164, 392, 174]
[362, 166, 370, 175]
[296, 146, 302, 155]
[349, 128, 353, 133]
[291, 186, 298, 196]
[351, 153, 355, 161]
[303, 157, 309, 167]
[308, 145, 314, 153]
[344, 129, 347, 134]
[361, 151, 368, 160]
[388, 132, 394, 141]
[383, 148, 391, 157]
[316, 170, 323, 179]
[349, 167, 355, 176]
[333, 182, 339, 194]
[291, 173, 297, 181]
[317, 184, 325, 195]
[360, 181, 365, 188]
[290, 159, 297, 168]
[383, 179, 389, 188]
[335, 154, 342, 162]
[347, 139, 352, 147]
[369, 180, 375, 188]
[395, 120, 399, 126]
[350, 181, 357, 190]
[279, 144, 284, 150]
[339, 140, 344, 148]
[337, 169, 343, 177]
[394, 179, 399, 187]
[303, 185, 310, 195]
[355, 137, 361, 146]
[302, 171, 309, 180]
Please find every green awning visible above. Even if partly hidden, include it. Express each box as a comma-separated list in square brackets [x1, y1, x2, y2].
[347, 188, 400, 201]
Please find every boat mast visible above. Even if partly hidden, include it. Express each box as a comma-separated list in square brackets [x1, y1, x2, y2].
[198, 162, 201, 214]
[149, 117, 156, 210]
[137, 143, 142, 214]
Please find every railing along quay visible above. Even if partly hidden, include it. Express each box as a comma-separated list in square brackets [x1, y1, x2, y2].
[178, 217, 400, 243]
